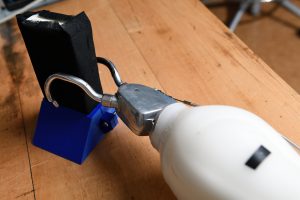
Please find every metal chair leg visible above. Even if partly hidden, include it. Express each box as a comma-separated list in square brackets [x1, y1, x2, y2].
[251, 0, 261, 16]
[281, 0, 300, 16]
[204, 0, 300, 31]
[229, 0, 252, 31]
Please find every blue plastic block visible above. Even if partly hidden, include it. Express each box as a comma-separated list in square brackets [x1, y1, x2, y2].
[33, 98, 118, 164]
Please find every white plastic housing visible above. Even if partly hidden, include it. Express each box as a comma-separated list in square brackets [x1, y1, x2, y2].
[150, 103, 300, 200]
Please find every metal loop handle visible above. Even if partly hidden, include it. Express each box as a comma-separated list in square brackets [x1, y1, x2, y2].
[97, 57, 123, 87]
[44, 57, 122, 108]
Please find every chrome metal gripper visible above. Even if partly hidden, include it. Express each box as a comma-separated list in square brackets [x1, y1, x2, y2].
[44, 57, 176, 136]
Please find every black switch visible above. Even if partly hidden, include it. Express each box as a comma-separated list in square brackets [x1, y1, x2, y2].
[245, 145, 271, 170]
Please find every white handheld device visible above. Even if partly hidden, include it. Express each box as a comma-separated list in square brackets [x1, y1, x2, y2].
[44, 58, 300, 200]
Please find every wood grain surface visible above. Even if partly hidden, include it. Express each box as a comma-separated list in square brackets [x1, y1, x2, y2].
[1, 0, 300, 199]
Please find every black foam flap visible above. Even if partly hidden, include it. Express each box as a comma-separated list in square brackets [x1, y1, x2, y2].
[17, 10, 102, 114]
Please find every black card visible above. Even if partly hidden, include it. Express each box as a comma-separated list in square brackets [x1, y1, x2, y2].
[17, 10, 102, 114]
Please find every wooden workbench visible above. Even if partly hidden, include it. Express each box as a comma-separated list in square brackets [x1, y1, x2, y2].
[1, 0, 300, 199]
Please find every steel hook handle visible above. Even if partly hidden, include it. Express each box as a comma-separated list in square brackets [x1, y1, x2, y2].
[44, 73, 118, 108]
[44, 57, 123, 109]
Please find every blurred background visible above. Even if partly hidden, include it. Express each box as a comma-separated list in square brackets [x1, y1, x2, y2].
[204, 0, 300, 93]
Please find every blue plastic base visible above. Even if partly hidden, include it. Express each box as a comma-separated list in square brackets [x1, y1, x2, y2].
[33, 98, 118, 164]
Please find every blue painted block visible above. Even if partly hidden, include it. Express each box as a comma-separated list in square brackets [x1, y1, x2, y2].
[33, 98, 118, 164]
